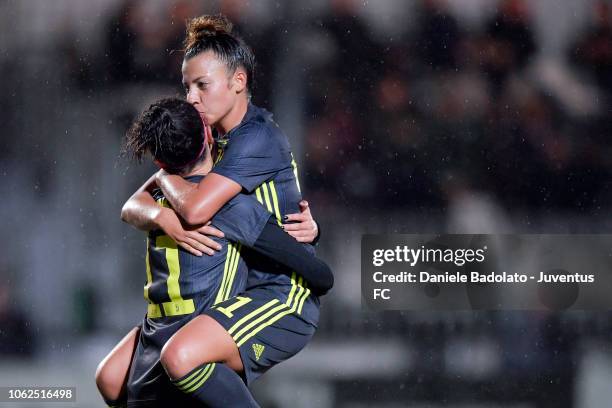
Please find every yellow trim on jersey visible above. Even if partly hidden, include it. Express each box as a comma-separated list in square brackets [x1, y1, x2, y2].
[215, 244, 235, 304]
[158, 236, 182, 303]
[161, 298, 195, 316]
[255, 181, 282, 225]
[210, 168, 313, 342]
[268, 181, 283, 225]
[255, 187, 264, 204]
[157, 197, 171, 208]
[215, 150, 224, 165]
[290, 152, 302, 193]
[214, 243, 242, 304]
[214, 140, 225, 165]
[156, 236, 195, 315]
[147, 303, 162, 318]
[260, 183, 274, 213]
[221, 243, 242, 301]
[143, 197, 197, 318]
[145, 232, 195, 318]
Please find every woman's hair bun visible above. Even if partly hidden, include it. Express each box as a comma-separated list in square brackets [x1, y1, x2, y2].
[184, 14, 233, 50]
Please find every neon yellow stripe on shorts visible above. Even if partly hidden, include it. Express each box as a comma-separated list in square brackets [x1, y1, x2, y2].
[232, 302, 291, 344]
[228, 299, 279, 336]
[234, 286, 309, 347]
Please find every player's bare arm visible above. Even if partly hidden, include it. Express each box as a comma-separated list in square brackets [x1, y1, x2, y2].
[155, 169, 241, 226]
[121, 174, 224, 256]
[157, 170, 320, 243]
[120, 174, 164, 231]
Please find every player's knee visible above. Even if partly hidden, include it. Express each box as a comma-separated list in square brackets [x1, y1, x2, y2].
[95, 359, 122, 400]
[161, 340, 197, 380]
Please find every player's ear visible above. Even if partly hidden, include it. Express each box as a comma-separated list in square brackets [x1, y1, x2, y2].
[232, 69, 247, 94]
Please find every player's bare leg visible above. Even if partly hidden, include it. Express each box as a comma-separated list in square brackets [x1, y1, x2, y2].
[161, 315, 242, 378]
[95, 326, 140, 406]
[161, 315, 258, 407]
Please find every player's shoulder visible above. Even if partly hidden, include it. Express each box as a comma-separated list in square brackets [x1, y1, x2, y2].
[235, 120, 273, 138]
[229, 118, 279, 150]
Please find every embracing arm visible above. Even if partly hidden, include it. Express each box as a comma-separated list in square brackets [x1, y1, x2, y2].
[252, 217, 333, 296]
[212, 195, 332, 295]
[121, 174, 224, 256]
[120, 174, 162, 231]
[156, 171, 241, 226]
[158, 170, 322, 245]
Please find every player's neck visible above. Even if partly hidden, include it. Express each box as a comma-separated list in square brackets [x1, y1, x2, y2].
[215, 96, 248, 136]
[182, 151, 213, 178]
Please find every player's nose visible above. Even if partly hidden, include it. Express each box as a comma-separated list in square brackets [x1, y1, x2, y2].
[186, 89, 199, 105]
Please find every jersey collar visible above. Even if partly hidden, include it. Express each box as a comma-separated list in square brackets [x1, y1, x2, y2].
[215, 103, 270, 144]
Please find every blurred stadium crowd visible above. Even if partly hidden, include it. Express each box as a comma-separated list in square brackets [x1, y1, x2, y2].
[59, 0, 612, 213]
[1, 0, 611, 406]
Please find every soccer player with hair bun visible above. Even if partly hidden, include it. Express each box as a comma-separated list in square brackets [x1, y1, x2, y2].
[97, 14, 330, 408]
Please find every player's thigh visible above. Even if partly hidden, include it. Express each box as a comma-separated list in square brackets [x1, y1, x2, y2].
[161, 315, 242, 378]
[95, 326, 140, 398]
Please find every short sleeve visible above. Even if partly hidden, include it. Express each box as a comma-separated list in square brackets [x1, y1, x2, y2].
[211, 124, 281, 193]
[210, 194, 272, 247]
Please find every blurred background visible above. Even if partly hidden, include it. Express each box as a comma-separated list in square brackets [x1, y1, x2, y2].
[1, 0, 611, 406]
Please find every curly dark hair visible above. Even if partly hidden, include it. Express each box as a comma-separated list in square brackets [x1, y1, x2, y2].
[124, 97, 205, 173]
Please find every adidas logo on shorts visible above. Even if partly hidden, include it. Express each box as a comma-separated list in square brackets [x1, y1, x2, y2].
[252, 343, 265, 361]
